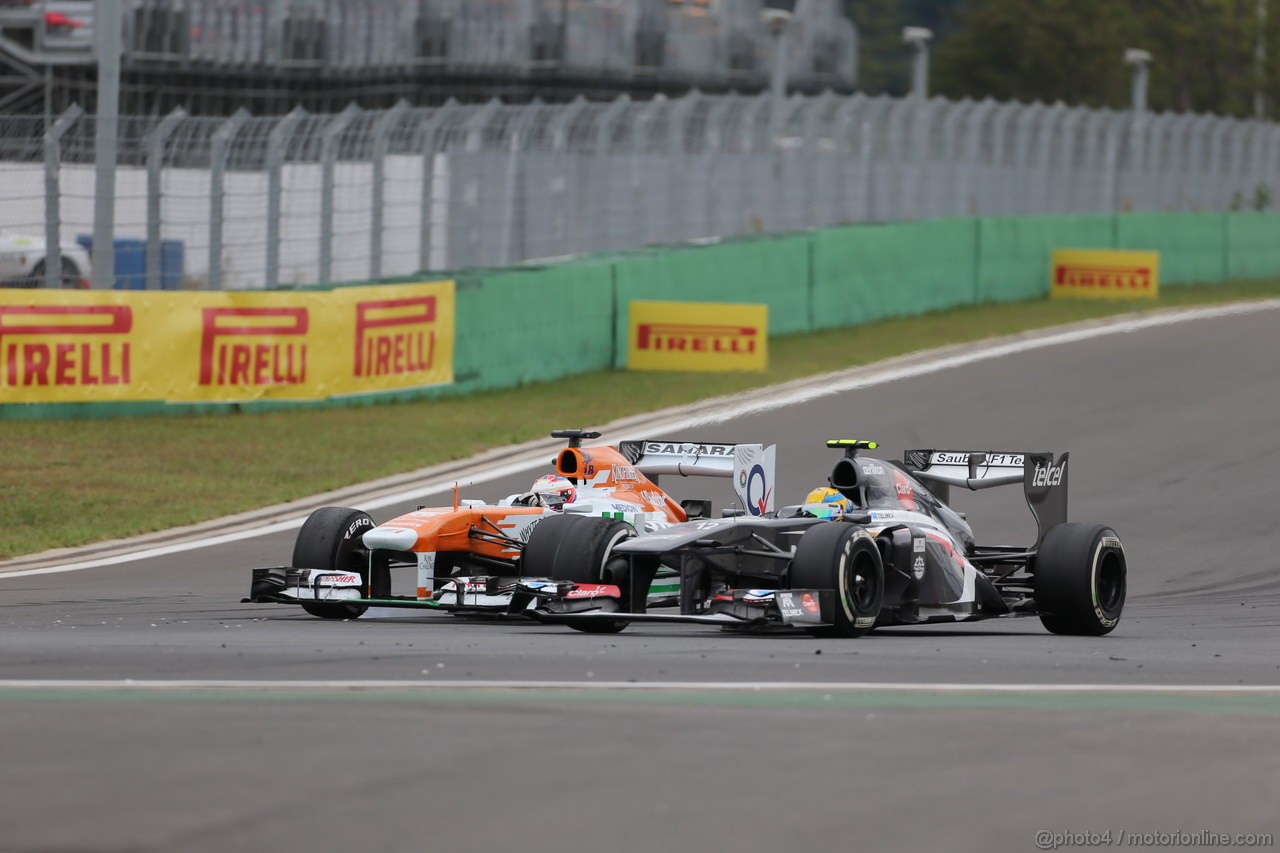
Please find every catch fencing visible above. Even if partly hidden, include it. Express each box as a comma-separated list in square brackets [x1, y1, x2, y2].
[1, 91, 1278, 290]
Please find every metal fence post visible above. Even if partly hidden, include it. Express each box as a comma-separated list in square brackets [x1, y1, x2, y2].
[265, 106, 306, 289]
[700, 94, 734, 238]
[1052, 108, 1084, 213]
[545, 95, 587, 254]
[500, 102, 539, 266]
[1100, 111, 1124, 213]
[319, 103, 361, 285]
[209, 108, 251, 291]
[987, 103, 1021, 215]
[1206, 121, 1231, 208]
[1011, 103, 1045, 215]
[417, 99, 460, 272]
[666, 91, 700, 244]
[958, 99, 995, 216]
[830, 94, 863, 223]
[801, 93, 831, 229]
[43, 104, 83, 288]
[145, 107, 186, 289]
[460, 99, 502, 266]
[933, 100, 967, 218]
[592, 95, 631, 251]
[370, 99, 408, 280]
[857, 103, 881, 223]
[631, 95, 667, 246]
[736, 95, 767, 234]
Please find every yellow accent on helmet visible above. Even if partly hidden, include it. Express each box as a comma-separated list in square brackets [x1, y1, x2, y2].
[802, 487, 853, 520]
[804, 486, 842, 505]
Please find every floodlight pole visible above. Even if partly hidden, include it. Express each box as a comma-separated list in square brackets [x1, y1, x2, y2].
[1256, 0, 1268, 119]
[903, 27, 933, 99]
[1125, 48, 1152, 113]
[764, 7, 792, 145]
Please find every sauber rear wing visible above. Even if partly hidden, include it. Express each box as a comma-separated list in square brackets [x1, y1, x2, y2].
[618, 440, 777, 516]
[904, 449, 1069, 547]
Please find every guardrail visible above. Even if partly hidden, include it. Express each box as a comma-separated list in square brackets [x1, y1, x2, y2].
[3, 210, 1278, 419]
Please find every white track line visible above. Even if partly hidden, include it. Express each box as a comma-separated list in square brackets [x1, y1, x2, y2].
[0, 679, 1278, 694]
[5, 299, 1278, 580]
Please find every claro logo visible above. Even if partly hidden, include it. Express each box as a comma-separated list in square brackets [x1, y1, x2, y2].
[1054, 264, 1153, 290]
[0, 304, 132, 387]
[635, 323, 758, 355]
[354, 296, 437, 378]
[199, 307, 308, 386]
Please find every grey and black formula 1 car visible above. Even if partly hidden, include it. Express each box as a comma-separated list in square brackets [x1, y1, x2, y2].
[517, 440, 1127, 637]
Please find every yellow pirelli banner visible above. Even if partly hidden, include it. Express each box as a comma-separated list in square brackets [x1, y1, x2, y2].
[627, 300, 767, 372]
[1051, 249, 1160, 299]
[0, 281, 454, 404]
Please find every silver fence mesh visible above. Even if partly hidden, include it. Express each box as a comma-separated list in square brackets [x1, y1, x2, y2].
[2, 91, 1278, 289]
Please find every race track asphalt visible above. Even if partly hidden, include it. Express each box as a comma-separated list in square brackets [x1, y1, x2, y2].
[2, 305, 1279, 853]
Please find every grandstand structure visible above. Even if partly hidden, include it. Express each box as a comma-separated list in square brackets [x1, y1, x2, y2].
[0, 0, 858, 116]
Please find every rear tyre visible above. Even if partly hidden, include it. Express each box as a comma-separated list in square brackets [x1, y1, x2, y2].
[790, 522, 884, 638]
[522, 515, 635, 633]
[292, 506, 374, 620]
[1034, 523, 1126, 636]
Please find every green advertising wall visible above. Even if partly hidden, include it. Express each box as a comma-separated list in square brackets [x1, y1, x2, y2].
[4, 211, 1278, 419]
[1225, 213, 1280, 281]
[452, 259, 616, 393]
[1114, 212, 1229, 285]
[975, 215, 1118, 303]
[810, 218, 979, 330]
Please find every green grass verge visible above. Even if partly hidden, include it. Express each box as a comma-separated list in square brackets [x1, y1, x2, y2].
[3, 280, 1278, 560]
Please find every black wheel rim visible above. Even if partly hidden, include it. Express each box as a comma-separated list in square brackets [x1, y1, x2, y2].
[1096, 550, 1124, 615]
[849, 551, 877, 614]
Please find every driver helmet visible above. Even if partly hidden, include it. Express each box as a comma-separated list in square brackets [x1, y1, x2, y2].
[801, 486, 854, 520]
[531, 474, 576, 511]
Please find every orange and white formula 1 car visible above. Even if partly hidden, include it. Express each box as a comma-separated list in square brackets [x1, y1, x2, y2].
[245, 430, 776, 622]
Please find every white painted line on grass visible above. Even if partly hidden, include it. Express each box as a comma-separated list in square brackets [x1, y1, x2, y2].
[0, 679, 1278, 694]
[5, 299, 1278, 580]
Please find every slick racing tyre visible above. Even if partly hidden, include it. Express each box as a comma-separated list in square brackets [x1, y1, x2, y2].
[521, 515, 635, 634]
[292, 506, 374, 620]
[790, 522, 883, 638]
[1034, 523, 1126, 636]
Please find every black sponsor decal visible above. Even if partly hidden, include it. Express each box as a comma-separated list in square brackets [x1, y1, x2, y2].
[642, 442, 735, 456]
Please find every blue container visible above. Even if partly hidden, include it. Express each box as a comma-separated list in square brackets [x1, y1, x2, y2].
[77, 235, 182, 289]
[160, 240, 184, 290]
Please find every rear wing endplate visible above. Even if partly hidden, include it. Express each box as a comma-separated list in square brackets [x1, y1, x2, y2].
[904, 449, 1069, 547]
[619, 440, 777, 516]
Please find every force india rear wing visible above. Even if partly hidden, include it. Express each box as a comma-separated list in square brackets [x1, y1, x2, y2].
[618, 440, 777, 516]
[904, 449, 1069, 547]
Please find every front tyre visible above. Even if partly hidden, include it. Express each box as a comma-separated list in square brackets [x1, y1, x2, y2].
[1034, 523, 1126, 636]
[790, 522, 884, 638]
[522, 516, 635, 634]
[292, 506, 374, 620]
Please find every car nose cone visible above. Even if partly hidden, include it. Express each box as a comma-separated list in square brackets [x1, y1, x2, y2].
[363, 526, 417, 550]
